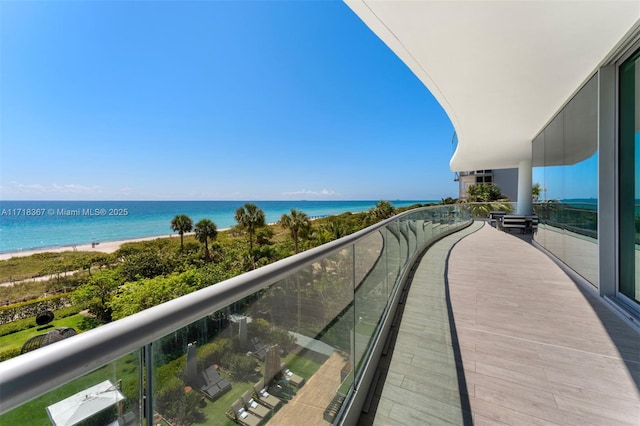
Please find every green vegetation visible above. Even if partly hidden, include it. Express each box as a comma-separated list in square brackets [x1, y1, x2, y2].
[532, 182, 542, 201]
[461, 183, 513, 216]
[0, 313, 97, 360]
[366, 200, 396, 224]
[71, 269, 120, 323]
[0, 251, 110, 284]
[0, 304, 82, 337]
[0, 201, 423, 362]
[466, 183, 507, 202]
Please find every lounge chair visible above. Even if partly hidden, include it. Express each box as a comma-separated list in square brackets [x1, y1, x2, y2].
[252, 380, 282, 410]
[277, 363, 304, 388]
[231, 400, 263, 426]
[204, 366, 232, 391]
[241, 391, 271, 419]
[200, 366, 231, 401]
[279, 364, 305, 387]
[250, 337, 269, 360]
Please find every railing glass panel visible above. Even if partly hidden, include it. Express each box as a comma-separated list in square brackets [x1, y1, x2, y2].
[0, 206, 472, 425]
[0, 351, 142, 426]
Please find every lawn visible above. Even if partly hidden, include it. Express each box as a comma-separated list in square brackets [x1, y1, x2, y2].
[0, 251, 99, 283]
[0, 313, 95, 354]
[193, 350, 324, 425]
[0, 353, 140, 426]
[197, 379, 254, 425]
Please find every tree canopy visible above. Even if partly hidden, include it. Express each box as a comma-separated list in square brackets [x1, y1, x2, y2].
[194, 219, 218, 261]
[280, 209, 311, 254]
[464, 183, 513, 216]
[170, 214, 193, 253]
[71, 269, 121, 323]
[367, 200, 395, 225]
[466, 183, 506, 202]
[234, 203, 266, 258]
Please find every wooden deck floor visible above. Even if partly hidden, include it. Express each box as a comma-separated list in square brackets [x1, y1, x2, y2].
[268, 352, 347, 426]
[365, 221, 640, 425]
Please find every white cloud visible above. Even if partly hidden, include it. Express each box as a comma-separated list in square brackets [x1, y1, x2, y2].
[3, 182, 102, 196]
[50, 183, 102, 193]
[282, 188, 337, 197]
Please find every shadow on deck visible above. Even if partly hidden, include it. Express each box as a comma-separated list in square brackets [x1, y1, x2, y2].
[359, 221, 640, 425]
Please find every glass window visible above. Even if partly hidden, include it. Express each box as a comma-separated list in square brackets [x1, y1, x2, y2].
[531, 74, 599, 286]
[619, 49, 640, 304]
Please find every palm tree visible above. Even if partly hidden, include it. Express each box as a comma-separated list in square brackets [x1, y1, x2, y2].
[280, 209, 311, 254]
[367, 200, 395, 224]
[170, 214, 193, 253]
[532, 182, 542, 202]
[234, 203, 266, 254]
[194, 219, 218, 261]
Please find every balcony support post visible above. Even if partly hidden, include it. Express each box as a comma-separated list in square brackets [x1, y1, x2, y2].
[516, 159, 532, 214]
[144, 344, 154, 426]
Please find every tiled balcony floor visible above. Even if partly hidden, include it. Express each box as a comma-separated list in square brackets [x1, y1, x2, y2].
[363, 221, 640, 425]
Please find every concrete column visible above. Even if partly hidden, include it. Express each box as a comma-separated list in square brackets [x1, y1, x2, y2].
[598, 64, 616, 296]
[517, 159, 532, 214]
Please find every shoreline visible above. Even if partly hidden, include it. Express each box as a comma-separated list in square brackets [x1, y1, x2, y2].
[0, 202, 425, 261]
[0, 218, 312, 261]
[0, 234, 180, 261]
[0, 227, 237, 261]
[0, 201, 431, 261]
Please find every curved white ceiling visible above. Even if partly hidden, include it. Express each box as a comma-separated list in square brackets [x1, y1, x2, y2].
[345, 0, 640, 171]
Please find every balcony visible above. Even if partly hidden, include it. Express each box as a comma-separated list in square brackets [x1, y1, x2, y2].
[0, 206, 638, 425]
[359, 221, 640, 425]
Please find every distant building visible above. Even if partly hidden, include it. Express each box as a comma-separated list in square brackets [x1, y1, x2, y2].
[455, 168, 518, 201]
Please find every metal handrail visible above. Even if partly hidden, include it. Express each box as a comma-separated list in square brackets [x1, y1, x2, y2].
[0, 206, 440, 414]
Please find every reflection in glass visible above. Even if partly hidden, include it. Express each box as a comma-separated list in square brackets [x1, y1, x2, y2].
[0, 353, 141, 426]
[619, 49, 640, 304]
[532, 74, 599, 286]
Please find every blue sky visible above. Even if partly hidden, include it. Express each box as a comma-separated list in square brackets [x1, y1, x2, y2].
[0, 1, 457, 201]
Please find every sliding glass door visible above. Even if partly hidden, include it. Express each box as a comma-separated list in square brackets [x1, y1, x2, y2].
[619, 48, 640, 305]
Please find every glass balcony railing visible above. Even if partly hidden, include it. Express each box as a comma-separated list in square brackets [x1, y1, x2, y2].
[0, 205, 472, 426]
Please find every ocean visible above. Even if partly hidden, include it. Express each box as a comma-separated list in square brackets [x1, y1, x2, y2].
[0, 200, 434, 254]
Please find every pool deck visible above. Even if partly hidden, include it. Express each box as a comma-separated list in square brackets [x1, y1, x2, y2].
[361, 221, 640, 425]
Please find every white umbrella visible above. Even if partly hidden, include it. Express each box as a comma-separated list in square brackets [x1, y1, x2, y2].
[46, 380, 124, 426]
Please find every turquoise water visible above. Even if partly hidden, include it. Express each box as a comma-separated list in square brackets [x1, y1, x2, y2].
[0, 200, 433, 254]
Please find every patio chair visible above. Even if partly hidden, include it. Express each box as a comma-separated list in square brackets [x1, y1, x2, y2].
[204, 366, 232, 392]
[252, 380, 282, 410]
[279, 363, 305, 387]
[231, 399, 263, 426]
[250, 337, 269, 360]
[200, 366, 231, 401]
[241, 391, 271, 419]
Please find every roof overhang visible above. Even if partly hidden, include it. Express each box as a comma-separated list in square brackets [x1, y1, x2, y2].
[345, 0, 640, 171]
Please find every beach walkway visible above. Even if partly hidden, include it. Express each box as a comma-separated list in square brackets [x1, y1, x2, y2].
[362, 221, 640, 425]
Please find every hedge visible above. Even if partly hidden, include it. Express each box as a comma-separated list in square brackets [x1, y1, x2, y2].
[0, 295, 72, 325]
[0, 305, 83, 337]
[0, 347, 21, 362]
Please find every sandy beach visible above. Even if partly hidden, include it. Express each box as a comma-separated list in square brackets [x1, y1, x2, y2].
[0, 218, 302, 262]
[0, 226, 244, 261]
[0, 234, 179, 261]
